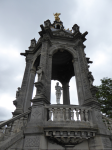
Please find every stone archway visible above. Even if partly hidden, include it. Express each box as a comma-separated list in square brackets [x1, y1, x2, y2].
[52, 49, 74, 105]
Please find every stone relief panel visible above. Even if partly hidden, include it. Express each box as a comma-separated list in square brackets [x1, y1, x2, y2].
[31, 107, 43, 123]
[24, 136, 40, 147]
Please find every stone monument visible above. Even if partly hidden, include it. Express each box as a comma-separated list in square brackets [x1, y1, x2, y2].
[0, 13, 112, 150]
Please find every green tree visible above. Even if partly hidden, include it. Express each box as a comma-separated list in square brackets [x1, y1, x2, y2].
[96, 77, 112, 118]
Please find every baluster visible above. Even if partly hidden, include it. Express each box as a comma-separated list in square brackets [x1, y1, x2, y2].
[52, 108, 55, 121]
[57, 109, 60, 121]
[60, 108, 64, 121]
[85, 110, 89, 122]
[80, 109, 84, 122]
[76, 108, 79, 121]
[53, 108, 57, 121]
[65, 108, 69, 121]
[71, 108, 74, 121]
[48, 108, 52, 121]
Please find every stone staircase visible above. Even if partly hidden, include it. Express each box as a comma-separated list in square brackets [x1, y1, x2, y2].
[0, 110, 31, 150]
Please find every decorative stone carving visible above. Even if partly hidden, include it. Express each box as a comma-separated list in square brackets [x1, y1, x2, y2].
[59, 31, 65, 36]
[44, 19, 51, 27]
[30, 38, 36, 47]
[72, 24, 79, 33]
[53, 31, 73, 38]
[88, 72, 94, 88]
[16, 87, 21, 99]
[32, 109, 41, 120]
[33, 81, 46, 99]
[90, 86, 98, 98]
[37, 66, 43, 81]
[45, 130, 96, 146]
[55, 82, 62, 104]
[13, 87, 21, 107]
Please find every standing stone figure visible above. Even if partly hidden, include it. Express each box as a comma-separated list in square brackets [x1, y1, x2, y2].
[55, 82, 62, 104]
[37, 66, 43, 81]
[88, 72, 94, 88]
[16, 87, 21, 99]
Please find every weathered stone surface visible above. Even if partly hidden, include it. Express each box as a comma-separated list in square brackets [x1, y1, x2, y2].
[0, 131, 23, 150]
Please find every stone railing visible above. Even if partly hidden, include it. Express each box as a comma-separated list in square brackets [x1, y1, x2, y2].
[45, 105, 91, 122]
[102, 115, 112, 133]
[0, 110, 31, 142]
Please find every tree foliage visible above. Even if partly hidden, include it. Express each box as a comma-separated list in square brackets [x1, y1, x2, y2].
[96, 77, 112, 118]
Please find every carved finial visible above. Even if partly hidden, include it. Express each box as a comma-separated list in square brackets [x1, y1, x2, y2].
[53, 13, 61, 22]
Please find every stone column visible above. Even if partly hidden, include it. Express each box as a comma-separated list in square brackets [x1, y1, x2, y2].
[12, 58, 36, 115]
[73, 42, 95, 105]
[72, 58, 85, 105]
[39, 39, 51, 101]
[46, 54, 52, 103]
[62, 82, 70, 105]
[23, 67, 36, 112]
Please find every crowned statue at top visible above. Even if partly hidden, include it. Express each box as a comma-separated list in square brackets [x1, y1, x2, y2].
[53, 13, 61, 22]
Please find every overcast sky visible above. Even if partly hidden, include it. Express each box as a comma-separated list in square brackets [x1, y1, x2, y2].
[0, 0, 112, 121]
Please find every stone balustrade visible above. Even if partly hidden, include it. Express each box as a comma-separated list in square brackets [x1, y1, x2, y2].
[0, 110, 30, 142]
[45, 105, 91, 122]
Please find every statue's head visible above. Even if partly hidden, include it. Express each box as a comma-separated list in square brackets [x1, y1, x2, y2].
[56, 82, 59, 86]
[18, 87, 21, 90]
